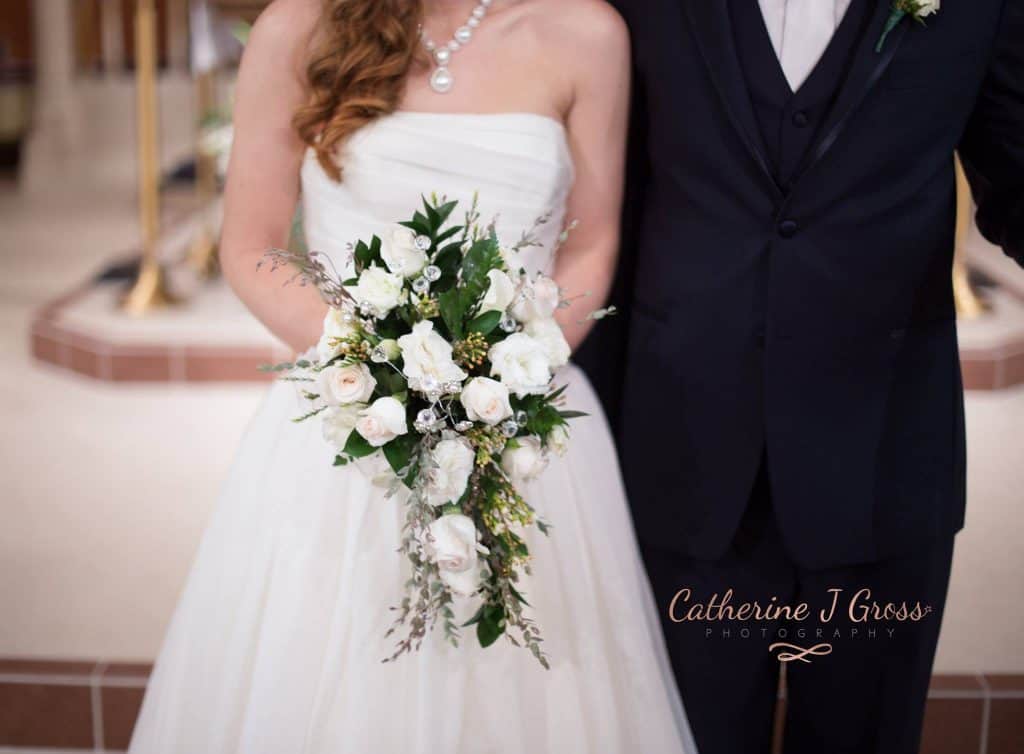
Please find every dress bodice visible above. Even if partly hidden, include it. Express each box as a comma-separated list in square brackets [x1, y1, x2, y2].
[300, 111, 575, 277]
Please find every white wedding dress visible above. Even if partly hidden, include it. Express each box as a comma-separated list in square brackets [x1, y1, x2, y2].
[129, 112, 697, 754]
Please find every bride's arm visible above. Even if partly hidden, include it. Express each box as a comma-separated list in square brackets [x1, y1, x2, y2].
[219, 0, 327, 353]
[552, 2, 631, 352]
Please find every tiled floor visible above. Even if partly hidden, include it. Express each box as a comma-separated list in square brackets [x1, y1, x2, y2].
[0, 659, 1020, 753]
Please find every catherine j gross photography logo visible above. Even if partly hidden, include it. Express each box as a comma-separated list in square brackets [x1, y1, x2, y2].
[668, 587, 935, 663]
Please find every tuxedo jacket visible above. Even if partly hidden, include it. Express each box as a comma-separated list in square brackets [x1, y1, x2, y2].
[577, 0, 1024, 568]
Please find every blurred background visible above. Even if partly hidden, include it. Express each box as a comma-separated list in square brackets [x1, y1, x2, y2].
[0, 1, 1021, 752]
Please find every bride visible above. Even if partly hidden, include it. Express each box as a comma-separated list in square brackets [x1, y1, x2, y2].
[129, 0, 696, 751]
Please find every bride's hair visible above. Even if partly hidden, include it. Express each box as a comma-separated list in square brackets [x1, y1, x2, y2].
[293, 0, 423, 181]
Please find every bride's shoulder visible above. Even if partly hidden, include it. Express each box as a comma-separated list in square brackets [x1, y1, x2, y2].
[532, 0, 629, 46]
[519, 0, 629, 72]
[246, 0, 320, 61]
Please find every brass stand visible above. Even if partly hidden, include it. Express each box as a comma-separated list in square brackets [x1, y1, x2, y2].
[121, 0, 178, 315]
[187, 70, 220, 279]
[953, 156, 987, 319]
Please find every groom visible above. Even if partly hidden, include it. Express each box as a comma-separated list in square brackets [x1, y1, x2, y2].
[579, 0, 1024, 752]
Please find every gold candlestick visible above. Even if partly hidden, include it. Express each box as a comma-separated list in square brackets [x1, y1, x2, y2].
[187, 70, 221, 279]
[953, 155, 987, 319]
[122, 0, 178, 314]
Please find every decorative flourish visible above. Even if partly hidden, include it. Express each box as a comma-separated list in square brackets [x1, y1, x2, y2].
[876, 0, 940, 53]
[769, 642, 834, 663]
[263, 196, 606, 668]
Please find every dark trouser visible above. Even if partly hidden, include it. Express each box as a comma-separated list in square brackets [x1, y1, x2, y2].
[641, 463, 955, 754]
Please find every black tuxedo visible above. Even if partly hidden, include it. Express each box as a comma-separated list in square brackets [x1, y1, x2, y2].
[577, 0, 1024, 751]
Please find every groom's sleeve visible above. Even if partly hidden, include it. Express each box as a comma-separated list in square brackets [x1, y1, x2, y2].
[958, 0, 1024, 267]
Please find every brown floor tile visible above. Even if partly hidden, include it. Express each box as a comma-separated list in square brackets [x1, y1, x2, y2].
[919, 697, 983, 754]
[100, 662, 153, 681]
[30, 333, 62, 368]
[110, 352, 174, 382]
[101, 685, 146, 750]
[184, 349, 276, 382]
[1002, 351, 1024, 389]
[985, 674, 1024, 692]
[68, 342, 102, 378]
[0, 681, 93, 748]
[929, 674, 984, 693]
[960, 357, 998, 390]
[0, 658, 97, 677]
[987, 698, 1024, 754]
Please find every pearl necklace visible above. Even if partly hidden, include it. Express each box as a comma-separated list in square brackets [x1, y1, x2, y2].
[419, 0, 494, 94]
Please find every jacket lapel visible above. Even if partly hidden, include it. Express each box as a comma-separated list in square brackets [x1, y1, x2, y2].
[795, 1, 910, 183]
[681, 0, 781, 198]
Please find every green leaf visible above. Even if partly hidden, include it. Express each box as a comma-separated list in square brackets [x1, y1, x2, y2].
[468, 310, 502, 335]
[434, 200, 459, 227]
[509, 584, 531, 607]
[423, 198, 442, 231]
[462, 605, 485, 627]
[434, 224, 462, 245]
[333, 455, 349, 467]
[342, 431, 377, 459]
[557, 410, 589, 420]
[382, 433, 418, 476]
[438, 288, 465, 340]
[477, 606, 505, 648]
[353, 240, 375, 270]
[398, 219, 429, 236]
[431, 242, 464, 290]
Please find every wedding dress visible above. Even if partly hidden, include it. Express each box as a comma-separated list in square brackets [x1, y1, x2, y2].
[128, 111, 697, 754]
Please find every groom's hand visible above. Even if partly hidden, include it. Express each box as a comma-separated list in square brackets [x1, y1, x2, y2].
[959, 0, 1024, 267]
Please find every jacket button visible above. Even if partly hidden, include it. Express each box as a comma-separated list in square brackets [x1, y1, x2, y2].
[778, 219, 799, 238]
[792, 110, 810, 128]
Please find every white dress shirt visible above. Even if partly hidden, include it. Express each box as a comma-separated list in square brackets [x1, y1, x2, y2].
[757, 0, 854, 91]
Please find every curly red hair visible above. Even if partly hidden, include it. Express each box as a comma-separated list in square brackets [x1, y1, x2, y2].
[293, 0, 424, 181]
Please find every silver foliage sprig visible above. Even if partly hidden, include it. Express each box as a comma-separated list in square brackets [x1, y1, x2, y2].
[258, 247, 351, 308]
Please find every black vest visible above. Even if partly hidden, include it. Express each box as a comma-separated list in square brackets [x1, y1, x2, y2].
[729, 0, 874, 190]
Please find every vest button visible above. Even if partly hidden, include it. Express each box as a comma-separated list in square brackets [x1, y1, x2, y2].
[792, 110, 810, 128]
[778, 219, 799, 238]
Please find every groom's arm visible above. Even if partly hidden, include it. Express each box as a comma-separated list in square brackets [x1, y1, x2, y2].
[958, 0, 1024, 267]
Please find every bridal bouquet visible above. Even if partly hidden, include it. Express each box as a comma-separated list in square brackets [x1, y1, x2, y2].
[262, 197, 601, 668]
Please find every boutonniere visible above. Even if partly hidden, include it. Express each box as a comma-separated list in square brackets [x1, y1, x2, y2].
[875, 0, 940, 53]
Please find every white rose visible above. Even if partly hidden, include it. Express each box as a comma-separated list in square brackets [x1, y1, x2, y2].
[524, 317, 571, 369]
[355, 396, 408, 447]
[398, 320, 468, 388]
[501, 436, 549, 482]
[548, 424, 570, 457]
[380, 226, 428, 278]
[460, 377, 513, 426]
[321, 404, 363, 451]
[480, 269, 517, 314]
[510, 274, 561, 323]
[344, 266, 406, 317]
[425, 439, 476, 507]
[918, 0, 939, 16]
[317, 307, 357, 362]
[423, 514, 487, 596]
[488, 333, 551, 398]
[319, 362, 376, 406]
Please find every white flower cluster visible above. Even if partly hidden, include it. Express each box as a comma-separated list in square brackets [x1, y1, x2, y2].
[304, 223, 575, 601]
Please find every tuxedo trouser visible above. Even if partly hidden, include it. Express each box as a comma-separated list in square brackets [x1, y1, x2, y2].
[641, 461, 955, 754]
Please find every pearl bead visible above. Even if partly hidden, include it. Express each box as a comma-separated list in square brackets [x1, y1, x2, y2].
[454, 26, 472, 44]
[447, 40, 460, 51]
[467, 17, 480, 28]
[472, 7, 486, 18]
[434, 47, 451, 64]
